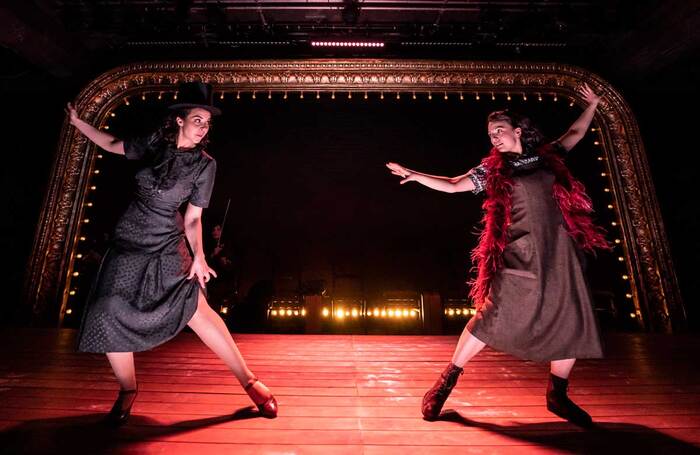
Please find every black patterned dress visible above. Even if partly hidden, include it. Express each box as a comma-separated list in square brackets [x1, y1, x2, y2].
[77, 134, 216, 353]
[465, 144, 603, 362]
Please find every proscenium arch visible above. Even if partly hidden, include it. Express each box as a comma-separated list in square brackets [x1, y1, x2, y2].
[24, 59, 685, 333]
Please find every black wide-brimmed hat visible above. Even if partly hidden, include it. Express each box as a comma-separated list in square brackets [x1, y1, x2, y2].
[169, 82, 222, 116]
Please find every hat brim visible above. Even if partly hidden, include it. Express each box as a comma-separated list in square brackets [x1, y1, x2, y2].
[169, 103, 222, 116]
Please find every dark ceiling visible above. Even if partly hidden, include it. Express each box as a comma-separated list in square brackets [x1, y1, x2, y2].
[1, 0, 699, 85]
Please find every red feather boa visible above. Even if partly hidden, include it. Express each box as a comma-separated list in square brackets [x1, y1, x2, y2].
[468, 144, 610, 309]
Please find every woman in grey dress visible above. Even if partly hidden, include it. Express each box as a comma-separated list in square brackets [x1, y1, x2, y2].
[386, 84, 607, 427]
[68, 82, 277, 424]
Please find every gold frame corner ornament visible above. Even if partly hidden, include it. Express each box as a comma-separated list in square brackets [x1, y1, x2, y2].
[24, 59, 685, 332]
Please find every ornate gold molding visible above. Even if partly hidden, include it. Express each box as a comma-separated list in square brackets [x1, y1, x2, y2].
[23, 59, 685, 331]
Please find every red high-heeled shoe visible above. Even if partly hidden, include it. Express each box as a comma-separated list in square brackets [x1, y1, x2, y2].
[244, 378, 278, 418]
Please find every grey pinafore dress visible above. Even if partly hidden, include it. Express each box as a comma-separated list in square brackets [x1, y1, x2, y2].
[466, 146, 603, 362]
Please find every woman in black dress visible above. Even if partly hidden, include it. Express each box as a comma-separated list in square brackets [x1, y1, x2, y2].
[68, 82, 277, 424]
[387, 84, 607, 427]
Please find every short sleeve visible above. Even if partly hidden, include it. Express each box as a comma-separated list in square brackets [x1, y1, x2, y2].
[549, 140, 568, 156]
[467, 164, 488, 195]
[189, 158, 217, 208]
[123, 133, 158, 161]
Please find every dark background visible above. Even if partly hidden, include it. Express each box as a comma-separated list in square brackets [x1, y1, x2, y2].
[1, 0, 697, 330]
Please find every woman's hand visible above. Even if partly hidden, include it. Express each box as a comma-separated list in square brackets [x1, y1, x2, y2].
[576, 83, 601, 107]
[386, 162, 417, 184]
[187, 255, 218, 289]
[65, 102, 80, 126]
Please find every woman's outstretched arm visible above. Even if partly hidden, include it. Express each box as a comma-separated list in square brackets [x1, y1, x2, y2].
[66, 102, 125, 155]
[557, 84, 601, 152]
[386, 162, 476, 193]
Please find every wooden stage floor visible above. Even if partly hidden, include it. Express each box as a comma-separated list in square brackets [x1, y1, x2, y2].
[1, 329, 700, 454]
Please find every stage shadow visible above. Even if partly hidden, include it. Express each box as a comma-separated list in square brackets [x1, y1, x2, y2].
[439, 410, 699, 454]
[0, 406, 262, 454]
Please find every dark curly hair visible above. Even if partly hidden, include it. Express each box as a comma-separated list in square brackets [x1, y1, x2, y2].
[487, 110, 544, 153]
[155, 107, 210, 148]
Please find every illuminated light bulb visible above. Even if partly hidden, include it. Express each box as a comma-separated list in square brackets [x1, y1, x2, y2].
[569, 100, 575, 107]
[601, 172, 607, 176]
[331, 91, 335, 100]
[594, 141, 600, 145]
[403, 309, 409, 317]
[110, 112, 116, 117]
[94, 170, 100, 174]
[322, 308, 330, 317]
[622, 275, 629, 280]
[506, 93, 511, 101]
[522, 93, 528, 101]
[553, 94, 558, 102]
[79, 237, 86, 241]
[412, 92, 416, 100]
[364, 91, 368, 100]
[252, 91, 257, 99]
[373, 308, 379, 316]
[455, 309, 461, 315]
[591, 128, 597, 132]
[448, 309, 455, 316]
[604, 188, 611, 193]
[220, 92, 225, 100]
[269, 91, 273, 100]
[388, 309, 394, 317]
[83, 218, 90, 223]
[459, 92, 464, 100]
[69, 290, 76, 296]
[301, 308, 307, 316]
[428, 92, 432, 100]
[66, 309, 73, 314]
[236, 91, 241, 100]
[76, 254, 83, 259]
[124, 98, 130, 106]
[491, 92, 495, 101]
[380, 310, 386, 317]
[630, 312, 636, 318]
[72, 272, 79, 277]
[283, 91, 288, 100]
[221, 307, 228, 314]
[612, 221, 618, 226]
[444, 92, 448, 100]
[103, 126, 110, 130]
[286, 309, 292, 316]
[348, 92, 352, 99]
[271, 310, 278, 316]
[412, 311, 418, 318]
[293, 310, 299, 316]
[351, 308, 358, 317]
[475, 93, 480, 101]
[90, 186, 96, 190]
[97, 154, 103, 159]
[337, 309, 345, 318]
[618, 256, 625, 262]
[173, 92, 178, 100]
[607, 204, 614, 209]
[538, 93, 543, 102]
[300, 91, 304, 99]
[86, 203, 93, 207]
[396, 92, 401, 100]
[380, 92, 384, 100]
[615, 239, 621, 244]
[316, 91, 320, 99]
[625, 293, 633, 299]
[141, 94, 146, 101]
[157, 92, 163, 100]
[597, 157, 604, 161]
[463, 308, 469, 315]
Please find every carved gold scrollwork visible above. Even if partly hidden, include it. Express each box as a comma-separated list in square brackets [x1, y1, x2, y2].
[24, 59, 684, 332]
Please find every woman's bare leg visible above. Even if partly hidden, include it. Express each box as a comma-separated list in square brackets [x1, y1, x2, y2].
[451, 328, 487, 367]
[550, 358, 576, 378]
[187, 290, 255, 386]
[106, 352, 137, 390]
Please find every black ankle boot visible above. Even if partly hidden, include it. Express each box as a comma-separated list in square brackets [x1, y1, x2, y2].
[104, 387, 138, 426]
[422, 362, 463, 421]
[546, 374, 592, 427]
